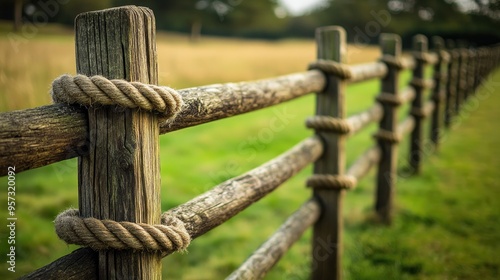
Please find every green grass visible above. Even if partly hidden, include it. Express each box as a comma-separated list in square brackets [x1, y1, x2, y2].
[0, 27, 499, 279]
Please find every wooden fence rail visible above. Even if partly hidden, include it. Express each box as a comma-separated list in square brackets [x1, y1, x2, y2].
[0, 5, 499, 280]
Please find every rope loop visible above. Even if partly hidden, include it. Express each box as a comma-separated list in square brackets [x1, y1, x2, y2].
[54, 209, 191, 253]
[380, 55, 404, 70]
[410, 77, 435, 89]
[51, 74, 183, 120]
[413, 52, 435, 64]
[305, 116, 352, 134]
[373, 129, 401, 144]
[410, 107, 427, 118]
[306, 174, 357, 190]
[308, 60, 353, 80]
[376, 92, 403, 106]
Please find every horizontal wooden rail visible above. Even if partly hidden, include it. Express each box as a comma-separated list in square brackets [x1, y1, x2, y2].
[400, 87, 416, 104]
[346, 146, 381, 183]
[22, 136, 323, 278]
[226, 199, 321, 280]
[347, 104, 383, 135]
[397, 116, 416, 136]
[0, 70, 325, 176]
[166, 136, 323, 239]
[348, 62, 388, 83]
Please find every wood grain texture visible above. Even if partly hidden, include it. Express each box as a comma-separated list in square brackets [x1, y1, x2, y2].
[226, 199, 321, 280]
[167, 136, 323, 239]
[375, 33, 402, 224]
[76, 6, 162, 279]
[0, 70, 324, 176]
[311, 26, 346, 280]
[20, 137, 322, 278]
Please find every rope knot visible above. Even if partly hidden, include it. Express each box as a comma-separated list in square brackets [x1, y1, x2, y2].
[373, 129, 401, 144]
[308, 60, 353, 80]
[54, 209, 191, 253]
[51, 74, 183, 120]
[379, 55, 405, 70]
[376, 92, 403, 106]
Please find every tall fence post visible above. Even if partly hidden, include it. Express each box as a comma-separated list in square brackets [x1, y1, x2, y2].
[466, 48, 475, 99]
[311, 26, 347, 280]
[408, 35, 428, 174]
[430, 36, 448, 149]
[455, 45, 467, 114]
[375, 34, 402, 224]
[75, 6, 162, 279]
[444, 40, 457, 128]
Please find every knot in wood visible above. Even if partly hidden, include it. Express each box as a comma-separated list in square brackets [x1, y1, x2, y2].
[51, 74, 183, 120]
[373, 129, 401, 144]
[308, 60, 353, 80]
[306, 174, 357, 190]
[376, 92, 403, 106]
[54, 209, 191, 253]
[380, 55, 405, 70]
[305, 116, 352, 134]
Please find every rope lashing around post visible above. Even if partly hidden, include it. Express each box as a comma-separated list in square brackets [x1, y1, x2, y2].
[379, 55, 405, 70]
[305, 116, 352, 134]
[51, 74, 183, 120]
[376, 92, 403, 106]
[410, 77, 435, 89]
[308, 59, 353, 80]
[413, 52, 437, 64]
[373, 129, 401, 144]
[306, 174, 358, 190]
[54, 209, 191, 254]
[439, 50, 451, 63]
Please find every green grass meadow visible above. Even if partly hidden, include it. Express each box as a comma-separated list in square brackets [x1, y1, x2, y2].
[1, 23, 500, 279]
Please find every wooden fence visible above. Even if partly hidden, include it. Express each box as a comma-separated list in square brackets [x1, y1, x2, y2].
[1, 6, 499, 280]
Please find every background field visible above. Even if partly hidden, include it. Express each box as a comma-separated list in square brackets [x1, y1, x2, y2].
[1, 22, 500, 279]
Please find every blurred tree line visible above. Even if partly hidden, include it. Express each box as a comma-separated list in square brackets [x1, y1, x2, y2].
[1, 0, 499, 46]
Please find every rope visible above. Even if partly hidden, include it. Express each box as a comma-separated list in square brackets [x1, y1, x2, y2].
[410, 107, 429, 118]
[54, 209, 191, 253]
[306, 174, 357, 190]
[308, 60, 353, 80]
[376, 92, 403, 106]
[410, 77, 434, 89]
[380, 55, 405, 70]
[373, 129, 401, 144]
[413, 52, 435, 64]
[305, 116, 352, 134]
[51, 74, 183, 119]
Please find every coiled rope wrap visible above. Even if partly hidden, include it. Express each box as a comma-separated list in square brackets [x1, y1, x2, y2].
[51, 74, 183, 120]
[373, 129, 401, 144]
[308, 59, 353, 80]
[306, 174, 358, 190]
[55, 209, 191, 253]
[376, 92, 403, 106]
[305, 116, 352, 134]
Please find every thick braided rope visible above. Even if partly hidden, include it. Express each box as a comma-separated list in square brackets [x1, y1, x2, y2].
[308, 60, 353, 80]
[413, 52, 435, 64]
[380, 55, 405, 70]
[54, 209, 191, 253]
[373, 129, 401, 144]
[305, 116, 352, 134]
[306, 174, 357, 190]
[51, 74, 183, 119]
[376, 92, 403, 106]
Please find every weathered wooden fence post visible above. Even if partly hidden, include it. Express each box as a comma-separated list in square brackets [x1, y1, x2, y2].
[75, 6, 162, 279]
[408, 35, 428, 174]
[444, 40, 457, 128]
[430, 36, 448, 149]
[466, 48, 475, 99]
[374, 34, 402, 223]
[311, 26, 347, 280]
[455, 45, 467, 114]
